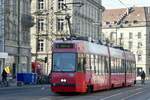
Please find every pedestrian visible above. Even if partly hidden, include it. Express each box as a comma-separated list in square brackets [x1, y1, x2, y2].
[2, 69, 7, 83]
[140, 70, 146, 84]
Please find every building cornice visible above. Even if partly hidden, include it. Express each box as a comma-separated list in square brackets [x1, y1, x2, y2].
[102, 25, 147, 29]
[87, 0, 104, 10]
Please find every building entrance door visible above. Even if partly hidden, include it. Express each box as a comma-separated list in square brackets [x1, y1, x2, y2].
[0, 59, 2, 74]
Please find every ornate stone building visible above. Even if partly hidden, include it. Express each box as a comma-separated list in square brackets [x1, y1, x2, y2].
[31, 0, 104, 74]
[102, 7, 150, 78]
[0, 0, 32, 76]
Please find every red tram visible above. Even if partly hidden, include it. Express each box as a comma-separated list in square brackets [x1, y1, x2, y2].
[50, 38, 136, 93]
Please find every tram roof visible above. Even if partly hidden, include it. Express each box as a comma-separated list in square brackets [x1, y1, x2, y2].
[109, 47, 125, 59]
[124, 51, 135, 61]
[53, 40, 135, 61]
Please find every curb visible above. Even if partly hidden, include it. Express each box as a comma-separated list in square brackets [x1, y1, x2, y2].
[0, 84, 50, 90]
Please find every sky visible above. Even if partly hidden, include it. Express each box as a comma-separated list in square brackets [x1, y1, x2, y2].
[102, 0, 150, 9]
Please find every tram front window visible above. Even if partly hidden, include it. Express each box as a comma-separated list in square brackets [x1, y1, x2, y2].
[52, 53, 76, 72]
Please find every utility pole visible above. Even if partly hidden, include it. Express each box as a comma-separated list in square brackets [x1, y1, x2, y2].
[65, 14, 72, 36]
[17, 0, 20, 73]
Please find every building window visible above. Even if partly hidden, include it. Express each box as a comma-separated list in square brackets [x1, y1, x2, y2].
[57, 18, 64, 31]
[138, 32, 142, 39]
[133, 20, 138, 24]
[148, 50, 150, 57]
[106, 21, 110, 25]
[110, 32, 114, 41]
[38, 0, 44, 10]
[120, 33, 123, 39]
[137, 42, 142, 48]
[137, 54, 142, 61]
[124, 20, 128, 24]
[129, 32, 133, 39]
[128, 41, 133, 49]
[37, 18, 44, 32]
[58, 0, 64, 10]
[37, 39, 44, 52]
[148, 7, 150, 13]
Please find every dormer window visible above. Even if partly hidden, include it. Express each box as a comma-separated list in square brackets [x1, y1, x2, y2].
[114, 21, 117, 24]
[124, 20, 128, 24]
[106, 21, 110, 24]
[133, 20, 138, 24]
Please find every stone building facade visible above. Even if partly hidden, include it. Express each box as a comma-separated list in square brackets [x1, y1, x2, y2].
[0, 0, 32, 76]
[102, 7, 150, 78]
[30, 0, 103, 74]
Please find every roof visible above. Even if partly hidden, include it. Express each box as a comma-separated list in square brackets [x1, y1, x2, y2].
[102, 7, 149, 28]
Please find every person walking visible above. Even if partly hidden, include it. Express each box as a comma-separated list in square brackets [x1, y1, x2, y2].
[140, 70, 146, 84]
[1, 69, 8, 87]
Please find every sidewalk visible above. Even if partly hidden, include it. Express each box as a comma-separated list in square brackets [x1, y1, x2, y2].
[0, 79, 50, 90]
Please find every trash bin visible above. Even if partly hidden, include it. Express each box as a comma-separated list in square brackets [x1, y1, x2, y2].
[17, 73, 37, 85]
[17, 73, 24, 86]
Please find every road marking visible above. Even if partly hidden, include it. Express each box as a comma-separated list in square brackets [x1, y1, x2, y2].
[100, 92, 122, 100]
[128, 88, 142, 92]
[99, 87, 143, 100]
[121, 91, 145, 100]
[39, 97, 50, 100]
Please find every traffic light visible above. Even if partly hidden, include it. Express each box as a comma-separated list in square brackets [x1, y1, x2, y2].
[44, 57, 48, 63]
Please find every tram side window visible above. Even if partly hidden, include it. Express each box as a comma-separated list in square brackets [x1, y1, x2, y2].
[114, 58, 117, 73]
[129, 61, 131, 73]
[86, 54, 90, 71]
[126, 61, 130, 73]
[110, 58, 113, 73]
[119, 59, 122, 73]
[116, 58, 118, 73]
[104, 57, 109, 73]
[91, 55, 95, 72]
[130, 61, 132, 73]
[118, 59, 121, 73]
[83, 57, 86, 71]
[101, 56, 105, 75]
[94, 55, 96, 73]
[133, 63, 136, 73]
[99, 56, 102, 75]
[131, 62, 134, 73]
[126, 61, 128, 73]
[95, 55, 99, 75]
[121, 59, 125, 73]
[132, 62, 135, 73]
[117, 59, 120, 73]
[116, 59, 118, 73]
[77, 54, 84, 72]
[111, 58, 116, 73]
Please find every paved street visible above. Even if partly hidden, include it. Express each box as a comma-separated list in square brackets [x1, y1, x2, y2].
[0, 81, 150, 100]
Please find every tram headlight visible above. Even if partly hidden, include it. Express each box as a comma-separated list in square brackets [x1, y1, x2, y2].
[63, 79, 67, 82]
[60, 79, 67, 83]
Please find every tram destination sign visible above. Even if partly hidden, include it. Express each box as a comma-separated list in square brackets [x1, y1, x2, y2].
[55, 43, 74, 49]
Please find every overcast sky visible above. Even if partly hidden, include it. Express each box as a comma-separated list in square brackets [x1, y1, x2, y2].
[102, 0, 150, 9]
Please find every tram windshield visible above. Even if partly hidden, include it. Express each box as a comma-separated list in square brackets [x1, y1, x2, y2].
[52, 53, 76, 72]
